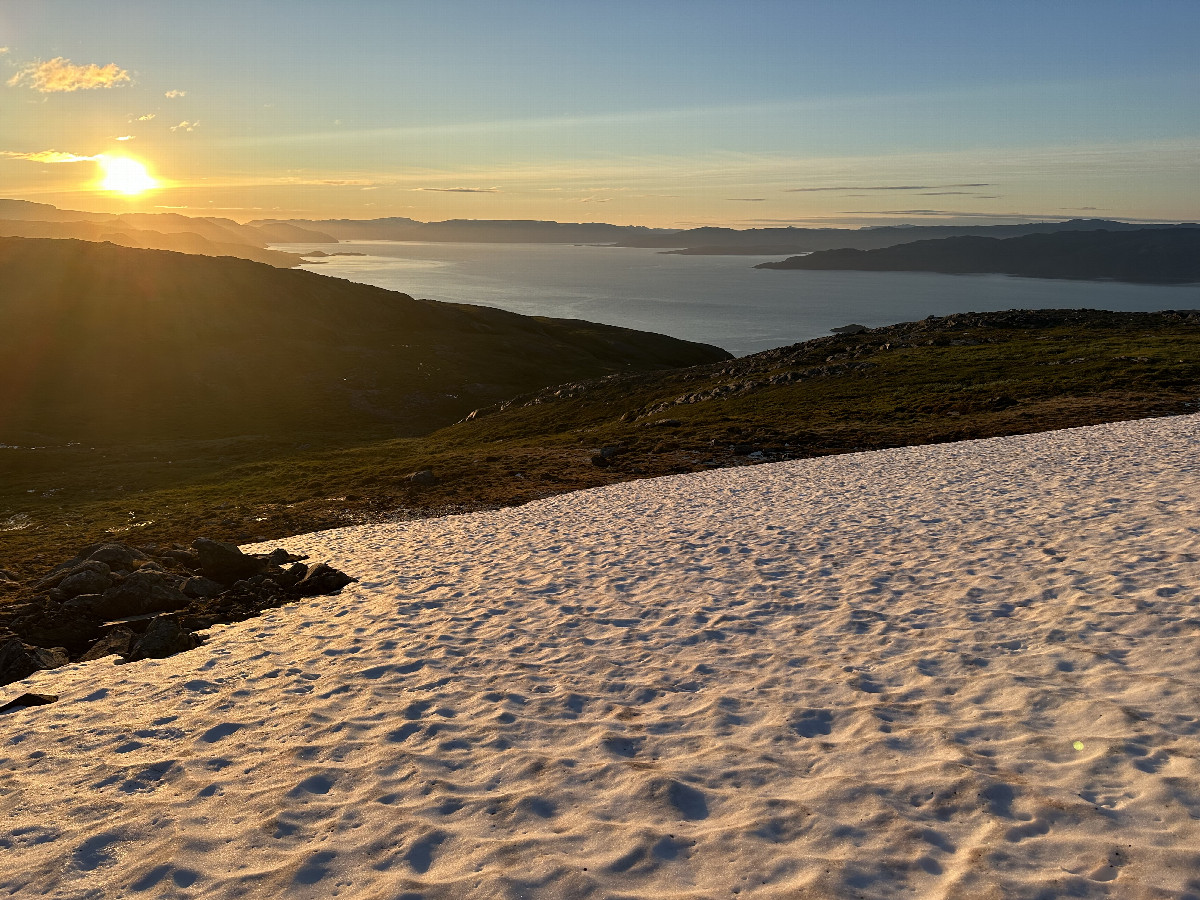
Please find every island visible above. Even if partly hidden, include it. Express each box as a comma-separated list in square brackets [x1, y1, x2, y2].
[755, 227, 1200, 284]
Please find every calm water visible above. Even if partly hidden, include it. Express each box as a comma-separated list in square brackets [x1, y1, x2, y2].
[275, 241, 1200, 357]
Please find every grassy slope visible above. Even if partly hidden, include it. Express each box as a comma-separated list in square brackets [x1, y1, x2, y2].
[4, 308, 1199, 582]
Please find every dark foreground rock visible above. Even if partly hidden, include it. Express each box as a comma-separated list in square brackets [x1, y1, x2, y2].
[0, 539, 356, 689]
[0, 692, 59, 714]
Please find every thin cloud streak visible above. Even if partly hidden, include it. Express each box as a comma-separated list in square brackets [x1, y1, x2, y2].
[1, 149, 97, 163]
[785, 183, 989, 192]
[415, 187, 499, 193]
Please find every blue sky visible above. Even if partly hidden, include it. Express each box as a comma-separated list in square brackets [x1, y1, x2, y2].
[2, 0, 1197, 226]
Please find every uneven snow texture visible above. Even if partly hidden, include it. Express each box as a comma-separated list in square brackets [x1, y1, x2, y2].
[4, 415, 1200, 900]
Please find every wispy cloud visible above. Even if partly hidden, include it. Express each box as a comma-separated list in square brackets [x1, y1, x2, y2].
[0, 47, 10, 55]
[1, 149, 96, 163]
[7, 58, 131, 92]
[115, 135, 133, 141]
[164, 89, 187, 98]
[575, 196, 611, 203]
[415, 186, 498, 193]
[169, 121, 198, 132]
[135, 113, 156, 121]
[727, 197, 766, 201]
[833, 208, 1137, 221]
[785, 183, 989, 192]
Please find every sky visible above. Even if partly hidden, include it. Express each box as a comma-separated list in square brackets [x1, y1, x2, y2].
[1, 0, 1198, 227]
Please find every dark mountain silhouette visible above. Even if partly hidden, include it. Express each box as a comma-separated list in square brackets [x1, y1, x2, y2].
[755, 228, 1200, 284]
[620, 219, 1195, 255]
[0, 237, 729, 445]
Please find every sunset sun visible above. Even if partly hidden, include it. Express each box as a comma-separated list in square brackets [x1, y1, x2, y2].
[97, 155, 158, 194]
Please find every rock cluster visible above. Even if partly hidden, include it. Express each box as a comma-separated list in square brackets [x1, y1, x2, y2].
[0, 539, 355, 689]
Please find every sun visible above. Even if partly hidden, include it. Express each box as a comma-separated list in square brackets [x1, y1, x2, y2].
[97, 155, 158, 195]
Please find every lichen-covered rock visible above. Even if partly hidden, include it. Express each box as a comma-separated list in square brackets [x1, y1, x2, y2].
[58, 566, 115, 599]
[128, 616, 201, 661]
[181, 576, 224, 599]
[293, 562, 356, 597]
[192, 538, 265, 584]
[80, 626, 136, 662]
[86, 544, 146, 572]
[0, 636, 68, 684]
[92, 571, 190, 619]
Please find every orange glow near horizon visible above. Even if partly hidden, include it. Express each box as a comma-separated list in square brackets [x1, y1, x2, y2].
[96, 156, 159, 195]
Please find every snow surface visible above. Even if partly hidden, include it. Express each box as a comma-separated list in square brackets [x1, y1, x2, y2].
[4, 415, 1200, 899]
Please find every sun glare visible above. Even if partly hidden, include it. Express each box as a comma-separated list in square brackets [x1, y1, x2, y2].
[97, 155, 158, 195]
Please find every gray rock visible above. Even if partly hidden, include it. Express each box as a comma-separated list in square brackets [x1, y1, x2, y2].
[0, 693, 59, 714]
[93, 571, 190, 619]
[128, 617, 201, 661]
[62, 593, 103, 613]
[87, 544, 144, 571]
[58, 567, 114, 599]
[33, 560, 110, 594]
[267, 548, 306, 567]
[192, 538, 264, 584]
[0, 636, 68, 684]
[80, 626, 136, 662]
[181, 576, 224, 599]
[293, 562, 355, 597]
[591, 445, 621, 467]
[408, 469, 437, 486]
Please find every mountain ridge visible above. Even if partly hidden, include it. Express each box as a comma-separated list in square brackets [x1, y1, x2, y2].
[755, 227, 1200, 283]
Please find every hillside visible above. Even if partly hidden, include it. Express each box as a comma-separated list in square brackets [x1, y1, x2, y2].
[756, 227, 1200, 283]
[0, 237, 729, 447]
[2, 307, 1198, 582]
[0, 200, 336, 267]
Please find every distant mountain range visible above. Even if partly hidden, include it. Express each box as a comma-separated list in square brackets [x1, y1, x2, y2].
[0, 200, 334, 267]
[248, 216, 673, 244]
[755, 228, 1200, 284]
[5, 200, 1195, 263]
[0, 237, 729, 445]
[615, 219, 1198, 255]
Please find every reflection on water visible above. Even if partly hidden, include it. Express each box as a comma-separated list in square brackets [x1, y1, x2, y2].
[275, 241, 1200, 357]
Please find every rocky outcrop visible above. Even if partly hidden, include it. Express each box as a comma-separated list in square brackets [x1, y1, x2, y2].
[0, 539, 356, 689]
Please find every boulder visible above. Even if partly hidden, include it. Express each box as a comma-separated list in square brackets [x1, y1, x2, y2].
[293, 562, 356, 597]
[408, 469, 437, 486]
[9, 600, 101, 653]
[0, 636, 68, 685]
[33, 560, 110, 594]
[162, 549, 201, 569]
[92, 570, 190, 619]
[267, 548, 306, 567]
[0, 693, 59, 714]
[80, 626, 136, 662]
[192, 538, 265, 584]
[86, 544, 145, 572]
[58, 566, 115, 599]
[128, 617, 201, 661]
[181, 576, 224, 599]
